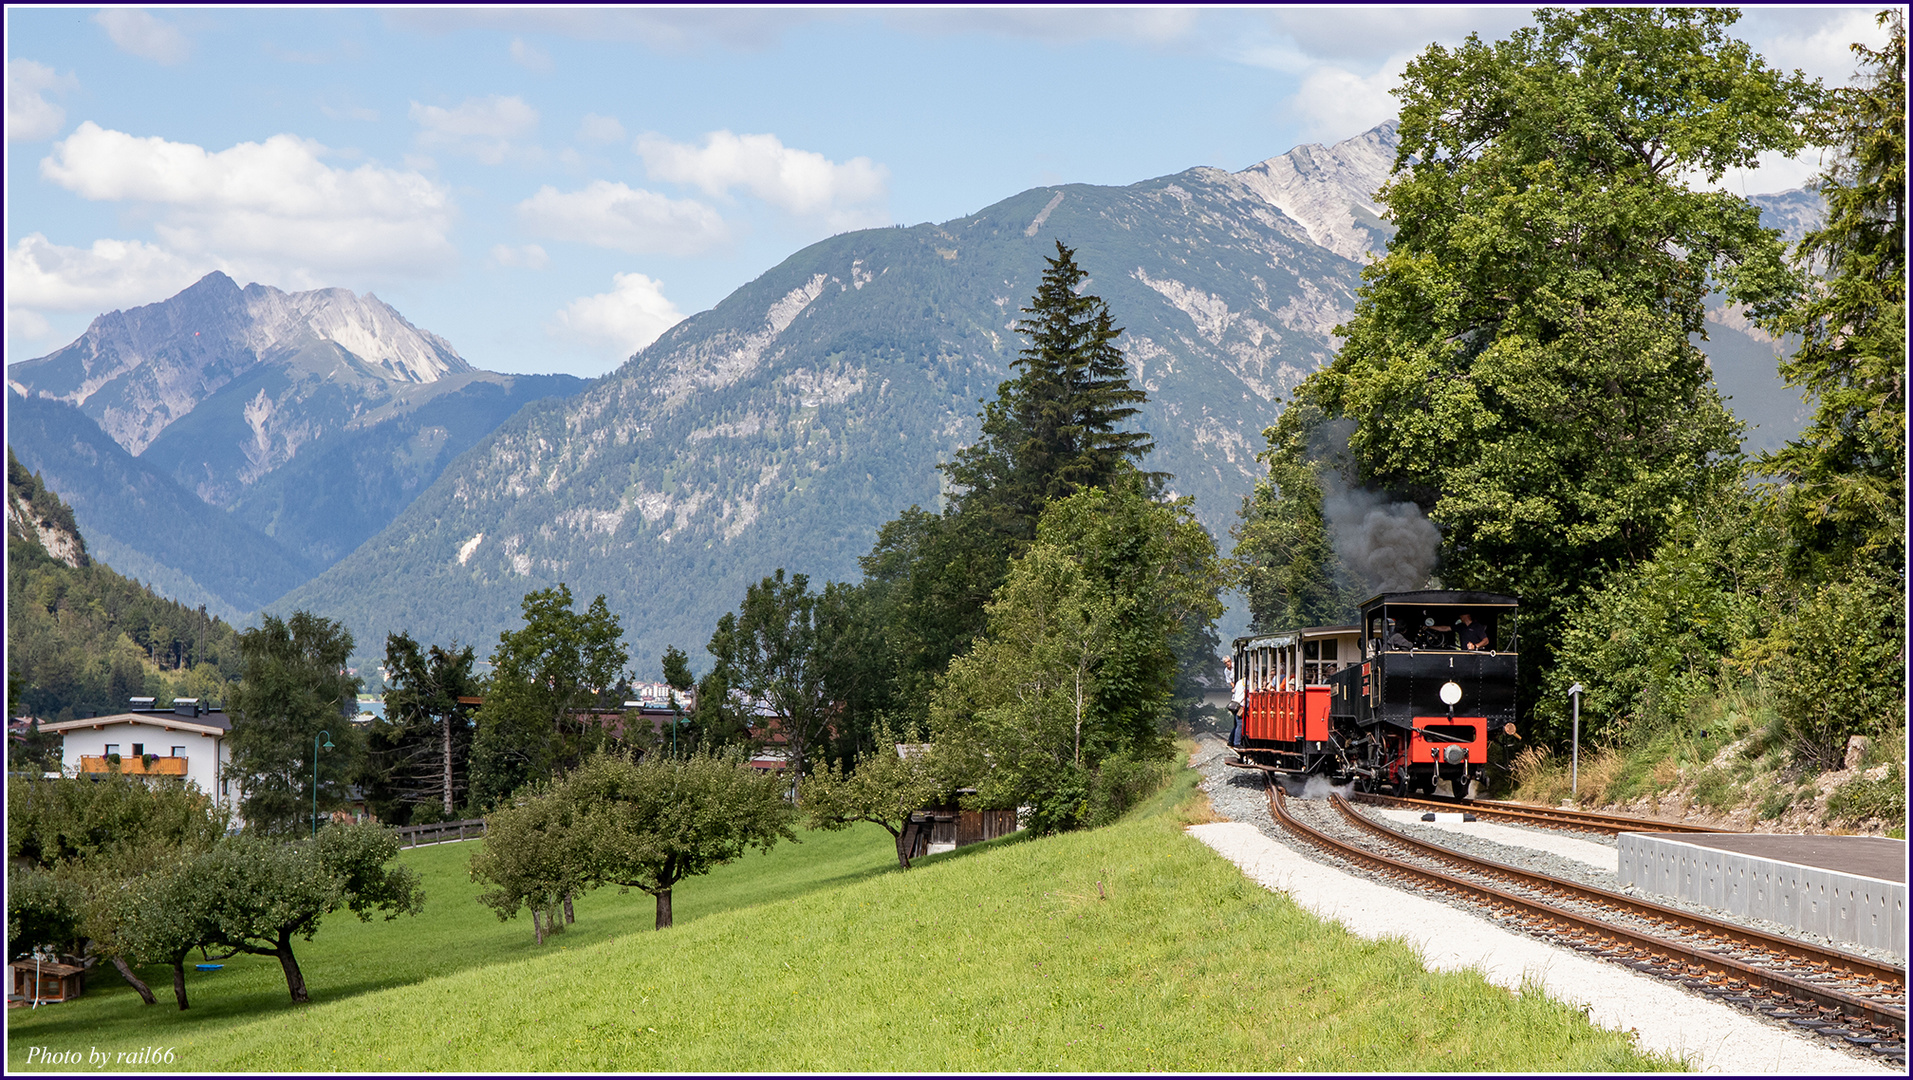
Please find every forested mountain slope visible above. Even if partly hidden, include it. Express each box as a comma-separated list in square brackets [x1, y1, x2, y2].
[6, 449, 243, 722]
[273, 126, 1422, 670]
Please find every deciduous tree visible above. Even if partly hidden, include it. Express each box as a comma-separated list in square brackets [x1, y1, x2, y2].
[566, 750, 794, 929]
[1239, 8, 1821, 740]
[801, 727, 948, 869]
[226, 611, 363, 835]
[468, 783, 586, 944]
[194, 822, 423, 1003]
[705, 570, 839, 803]
[471, 586, 629, 808]
[84, 858, 209, 1010]
[934, 480, 1222, 832]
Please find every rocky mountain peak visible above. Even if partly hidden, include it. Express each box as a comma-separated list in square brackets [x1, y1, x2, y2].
[6, 272, 473, 456]
[1232, 121, 1401, 263]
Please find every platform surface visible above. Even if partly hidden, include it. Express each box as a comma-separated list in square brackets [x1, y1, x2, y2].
[1628, 831, 1905, 883]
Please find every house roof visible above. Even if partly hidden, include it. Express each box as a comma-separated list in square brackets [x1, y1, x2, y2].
[37, 711, 232, 738]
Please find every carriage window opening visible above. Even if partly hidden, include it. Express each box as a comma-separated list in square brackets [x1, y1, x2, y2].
[1303, 641, 1320, 661]
[1321, 639, 1338, 661]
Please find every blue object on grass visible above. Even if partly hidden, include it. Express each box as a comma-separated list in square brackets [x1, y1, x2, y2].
[194, 964, 223, 971]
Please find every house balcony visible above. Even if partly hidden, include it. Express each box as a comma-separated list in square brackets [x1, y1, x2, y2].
[79, 755, 187, 777]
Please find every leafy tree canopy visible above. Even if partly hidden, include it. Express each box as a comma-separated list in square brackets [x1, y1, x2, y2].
[226, 611, 363, 836]
[470, 585, 629, 809]
[801, 725, 948, 869]
[1237, 8, 1822, 740]
[566, 750, 795, 930]
[1759, 9, 1906, 579]
[934, 478, 1221, 831]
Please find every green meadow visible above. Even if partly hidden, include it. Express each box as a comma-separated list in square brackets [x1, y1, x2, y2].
[7, 767, 1679, 1072]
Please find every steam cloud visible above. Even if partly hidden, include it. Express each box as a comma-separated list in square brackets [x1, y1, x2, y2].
[1324, 485, 1442, 594]
[1308, 418, 1442, 594]
[1278, 774, 1355, 800]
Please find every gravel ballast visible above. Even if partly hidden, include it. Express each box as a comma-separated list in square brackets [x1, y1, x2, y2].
[1185, 736, 1898, 1074]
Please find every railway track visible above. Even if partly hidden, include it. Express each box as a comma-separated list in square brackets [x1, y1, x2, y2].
[1264, 777, 1907, 1062]
[1349, 790, 1730, 836]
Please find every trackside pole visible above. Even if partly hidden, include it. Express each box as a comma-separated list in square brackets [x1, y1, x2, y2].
[1567, 682, 1583, 798]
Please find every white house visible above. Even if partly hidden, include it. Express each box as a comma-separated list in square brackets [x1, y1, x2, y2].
[39, 698, 239, 825]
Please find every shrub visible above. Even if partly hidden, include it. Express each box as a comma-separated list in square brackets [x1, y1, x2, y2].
[1757, 789, 1796, 821]
[1825, 765, 1906, 826]
[1765, 572, 1904, 771]
[1690, 768, 1737, 813]
[1083, 750, 1170, 828]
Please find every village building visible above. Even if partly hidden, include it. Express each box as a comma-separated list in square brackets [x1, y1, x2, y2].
[36, 698, 240, 825]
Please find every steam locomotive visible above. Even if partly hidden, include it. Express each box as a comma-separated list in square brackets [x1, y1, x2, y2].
[1227, 591, 1519, 798]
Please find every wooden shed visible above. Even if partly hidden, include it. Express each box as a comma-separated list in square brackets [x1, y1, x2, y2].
[10, 959, 85, 1004]
[899, 808, 1021, 861]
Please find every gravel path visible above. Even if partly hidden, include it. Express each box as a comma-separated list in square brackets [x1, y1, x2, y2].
[1185, 735, 1899, 1074]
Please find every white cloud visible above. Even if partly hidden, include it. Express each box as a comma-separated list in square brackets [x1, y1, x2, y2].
[410, 95, 542, 165]
[1277, 54, 1416, 144]
[1252, 8, 1531, 68]
[510, 37, 553, 73]
[489, 243, 550, 269]
[577, 113, 626, 144]
[635, 130, 889, 228]
[517, 180, 729, 256]
[552, 272, 685, 361]
[93, 9, 191, 65]
[38, 122, 457, 281]
[6, 60, 75, 142]
[6, 233, 210, 319]
[1743, 8, 1896, 84]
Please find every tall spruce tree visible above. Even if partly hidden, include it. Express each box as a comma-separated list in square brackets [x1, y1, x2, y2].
[363, 633, 478, 824]
[845, 241, 1162, 735]
[943, 240, 1156, 545]
[1759, 9, 1905, 580]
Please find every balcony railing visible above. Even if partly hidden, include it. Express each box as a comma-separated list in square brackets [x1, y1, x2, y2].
[79, 755, 188, 776]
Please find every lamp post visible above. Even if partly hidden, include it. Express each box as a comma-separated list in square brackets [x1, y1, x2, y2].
[1566, 683, 1583, 799]
[312, 730, 333, 838]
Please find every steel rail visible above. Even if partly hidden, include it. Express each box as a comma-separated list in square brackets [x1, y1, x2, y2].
[1328, 793, 1905, 990]
[1349, 790, 1730, 836]
[1263, 777, 1906, 1039]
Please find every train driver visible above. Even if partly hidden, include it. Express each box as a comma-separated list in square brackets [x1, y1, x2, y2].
[1457, 612, 1490, 651]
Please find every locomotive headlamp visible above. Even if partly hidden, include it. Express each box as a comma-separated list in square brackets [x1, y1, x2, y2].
[1439, 681, 1463, 706]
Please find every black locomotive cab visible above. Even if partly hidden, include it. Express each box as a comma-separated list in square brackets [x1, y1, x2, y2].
[1329, 590, 1519, 797]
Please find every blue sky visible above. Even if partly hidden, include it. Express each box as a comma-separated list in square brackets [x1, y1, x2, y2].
[5, 6, 1891, 377]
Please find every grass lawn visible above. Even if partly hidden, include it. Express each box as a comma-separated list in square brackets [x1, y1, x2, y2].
[7, 767, 1681, 1073]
